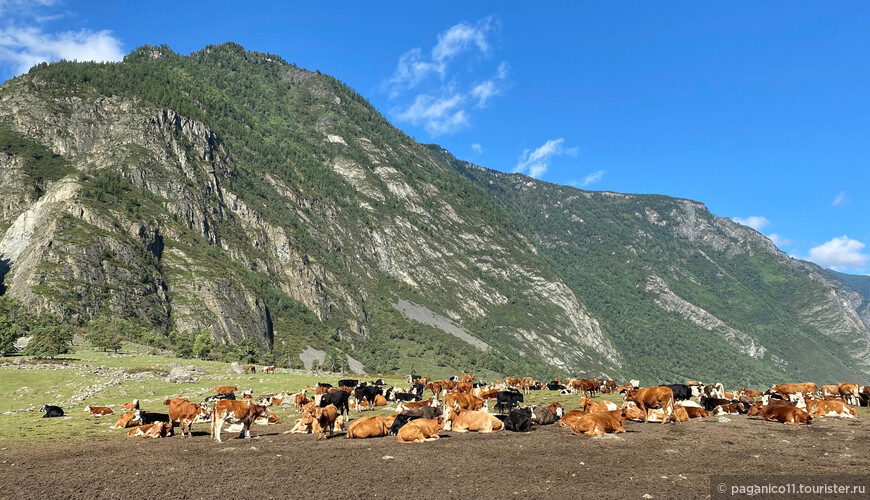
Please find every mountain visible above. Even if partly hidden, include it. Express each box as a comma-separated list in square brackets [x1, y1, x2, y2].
[1, 43, 868, 385]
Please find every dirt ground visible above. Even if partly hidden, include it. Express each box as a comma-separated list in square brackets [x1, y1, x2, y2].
[1, 412, 867, 499]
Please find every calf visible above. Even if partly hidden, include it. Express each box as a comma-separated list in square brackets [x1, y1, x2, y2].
[713, 403, 745, 416]
[40, 405, 64, 418]
[85, 405, 114, 416]
[313, 404, 339, 439]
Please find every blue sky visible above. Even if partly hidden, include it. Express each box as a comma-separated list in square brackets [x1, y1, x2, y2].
[0, 1, 867, 274]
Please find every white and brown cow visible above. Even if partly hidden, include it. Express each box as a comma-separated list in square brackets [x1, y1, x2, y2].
[210, 400, 267, 443]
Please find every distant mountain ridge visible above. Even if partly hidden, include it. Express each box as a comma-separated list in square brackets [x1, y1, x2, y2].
[1, 42, 868, 385]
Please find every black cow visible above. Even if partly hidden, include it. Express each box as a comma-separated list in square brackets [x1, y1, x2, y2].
[495, 390, 524, 414]
[402, 406, 442, 419]
[410, 383, 424, 397]
[338, 379, 359, 388]
[504, 408, 534, 432]
[354, 385, 383, 411]
[319, 391, 351, 416]
[371, 379, 385, 386]
[701, 396, 735, 411]
[204, 392, 236, 403]
[316, 382, 333, 389]
[389, 414, 416, 435]
[663, 384, 693, 401]
[40, 405, 64, 418]
[547, 381, 567, 391]
[393, 391, 422, 402]
[137, 411, 170, 424]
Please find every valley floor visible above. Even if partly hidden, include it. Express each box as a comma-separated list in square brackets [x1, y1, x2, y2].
[1, 412, 867, 499]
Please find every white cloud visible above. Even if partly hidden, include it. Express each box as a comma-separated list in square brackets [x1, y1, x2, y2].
[514, 138, 577, 179]
[767, 233, 792, 247]
[397, 93, 469, 136]
[431, 17, 495, 63]
[471, 61, 508, 107]
[471, 143, 482, 154]
[808, 236, 869, 270]
[385, 17, 505, 137]
[579, 170, 605, 187]
[833, 191, 848, 206]
[732, 216, 770, 231]
[0, 25, 124, 76]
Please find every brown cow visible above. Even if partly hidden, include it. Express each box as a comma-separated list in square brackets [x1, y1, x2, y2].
[570, 409, 627, 436]
[426, 382, 444, 400]
[454, 382, 473, 394]
[397, 397, 438, 411]
[578, 396, 618, 413]
[443, 393, 484, 411]
[748, 404, 812, 425]
[460, 374, 476, 383]
[210, 400, 267, 442]
[164, 397, 209, 438]
[111, 411, 142, 429]
[85, 405, 114, 416]
[346, 415, 388, 439]
[121, 399, 139, 411]
[443, 407, 503, 433]
[505, 377, 521, 389]
[243, 365, 256, 373]
[770, 382, 816, 397]
[806, 399, 857, 419]
[557, 410, 588, 428]
[215, 385, 238, 395]
[837, 382, 860, 406]
[740, 389, 762, 398]
[625, 387, 675, 425]
[128, 421, 172, 438]
[292, 392, 310, 409]
[397, 417, 444, 443]
[682, 406, 710, 419]
[313, 404, 339, 440]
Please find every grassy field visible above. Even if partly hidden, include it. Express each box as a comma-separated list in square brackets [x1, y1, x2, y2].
[1, 342, 866, 445]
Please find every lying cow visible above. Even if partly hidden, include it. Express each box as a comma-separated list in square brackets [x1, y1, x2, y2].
[128, 421, 172, 438]
[112, 411, 142, 429]
[205, 392, 236, 403]
[444, 407, 503, 433]
[557, 410, 587, 428]
[531, 403, 563, 425]
[121, 399, 140, 411]
[578, 397, 617, 413]
[346, 415, 388, 439]
[396, 417, 443, 443]
[85, 405, 114, 416]
[747, 404, 812, 425]
[570, 409, 627, 436]
[504, 408, 535, 432]
[40, 405, 64, 418]
[806, 399, 857, 419]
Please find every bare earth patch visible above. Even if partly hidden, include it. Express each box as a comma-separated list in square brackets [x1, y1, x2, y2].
[1, 413, 867, 498]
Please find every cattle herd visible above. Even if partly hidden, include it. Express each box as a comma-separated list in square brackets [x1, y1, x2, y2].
[38, 370, 870, 443]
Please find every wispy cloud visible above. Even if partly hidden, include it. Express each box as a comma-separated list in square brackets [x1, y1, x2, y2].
[514, 138, 578, 179]
[0, 1, 123, 77]
[767, 233, 792, 247]
[387, 16, 506, 137]
[397, 92, 468, 136]
[807, 236, 868, 271]
[832, 191, 848, 206]
[732, 216, 770, 231]
[579, 170, 604, 187]
[471, 143, 482, 154]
